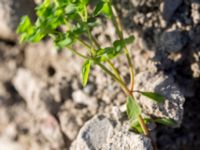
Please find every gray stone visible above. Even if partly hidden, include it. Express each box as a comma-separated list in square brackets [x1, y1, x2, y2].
[12, 68, 58, 116]
[161, 0, 183, 22]
[158, 31, 188, 52]
[0, 0, 36, 41]
[134, 71, 185, 127]
[70, 115, 153, 150]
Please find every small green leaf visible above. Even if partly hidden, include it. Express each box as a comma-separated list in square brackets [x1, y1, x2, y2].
[17, 16, 32, 33]
[93, 1, 105, 16]
[95, 47, 121, 62]
[65, 3, 77, 15]
[124, 35, 135, 44]
[154, 118, 176, 126]
[93, 1, 112, 18]
[55, 37, 73, 48]
[139, 91, 165, 103]
[82, 60, 91, 86]
[130, 118, 151, 133]
[126, 96, 141, 121]
[101, 2, 112, 18]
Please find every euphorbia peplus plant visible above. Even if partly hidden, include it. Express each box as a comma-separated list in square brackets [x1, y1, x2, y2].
[17, 0, 175, 138]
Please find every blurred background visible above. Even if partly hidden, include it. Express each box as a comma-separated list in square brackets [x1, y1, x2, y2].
[0, 0, 200, 149]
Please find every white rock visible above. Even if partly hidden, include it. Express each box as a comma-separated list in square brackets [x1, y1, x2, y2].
[135, 71, 185, 126]
[12, 68, 58, 116]
[13, 69, 46, 114]
[0, 137, 26, 150]
[70, 115, 153, 150]
[72, 90, 97, 108]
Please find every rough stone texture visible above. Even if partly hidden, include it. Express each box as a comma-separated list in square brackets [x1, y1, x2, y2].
[71, 115, 153, 150]
[12, 68, 58, 116]
[58, 101, 93, 141]
[13, 69, 46, 114]
[191, 2, 200, 25]
[0, 137, 26, 150]
[135, 71, 185, 126]
[0, 42, 21, 82]
[161, 0, 183, 22]
[158, 30, 188, 52]
[0, 0, 36, 41]
[72, 90, 97, 108]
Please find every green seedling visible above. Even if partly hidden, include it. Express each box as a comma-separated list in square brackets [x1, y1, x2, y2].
[17, 0, 175, 139]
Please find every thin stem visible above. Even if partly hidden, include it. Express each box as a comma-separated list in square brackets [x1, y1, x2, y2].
[138, 115, 150, 136]
[107, 60, 123, 82]
[111, 5, 135, 91]
[91, 34, 101, 49]
[77, 39, 91, 49]
[110, 4, 149, 137]
[87, 29, 96, 49]
[97, 63, 130, 95]
[125, 48, 135, 92]
[67, 46, 88, 59]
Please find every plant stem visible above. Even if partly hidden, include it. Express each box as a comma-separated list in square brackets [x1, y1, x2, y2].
[138, 114, 150, 135]
[111, 5, 135, 90]
[67, 46, 88, 59]
[107, 60, 123, 82]
[97, 62, 130, 95]
[88, 31, 125, 86]
[77, 39, 91, 49]
[91, 34, 101, 49]
[110, 4, 149, 137]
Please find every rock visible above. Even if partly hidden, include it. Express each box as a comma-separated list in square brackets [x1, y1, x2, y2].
[0, 137, 26, 150]
[158, 30, 188, 52]
[58, 101, 92, 140]
[191, 2, 200, 25]
[72, 90, 97, 109]
[0, 0, 36, 41]
[70, 115, 153, 150]
[161, 0, 183, 22]
[12, 68, 58, 116]
[135, 71, 185, 126]
[39, 114, 66, 149]
[24, 41, 57, 81]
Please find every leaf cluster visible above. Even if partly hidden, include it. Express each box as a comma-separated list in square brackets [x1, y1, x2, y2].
[17, 0, 134, 86]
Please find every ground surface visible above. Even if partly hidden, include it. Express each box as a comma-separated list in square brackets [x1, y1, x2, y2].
[0, 0, 200, 150]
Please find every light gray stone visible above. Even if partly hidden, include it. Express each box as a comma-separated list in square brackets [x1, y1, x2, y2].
[0, 0, 36, 41]
[12, 69, 47, 114]
[134, 71, 185, 127]
[70, 115, 153, 150]
[12, 68, 58, 116]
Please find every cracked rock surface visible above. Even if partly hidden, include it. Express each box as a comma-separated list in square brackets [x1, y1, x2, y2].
[71, 115, 153, 150]
[135, 71, 185, 127]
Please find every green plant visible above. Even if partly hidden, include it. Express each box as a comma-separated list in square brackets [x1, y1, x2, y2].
[17, 0, 175, 139]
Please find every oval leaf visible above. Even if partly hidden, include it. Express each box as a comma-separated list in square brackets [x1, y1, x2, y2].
[93, 1, 105, 16]
[154, 118, 176, 126]
[126, 96, 141, 121]
[82, 60, 91, 86]
[139, 91, 165, 103]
